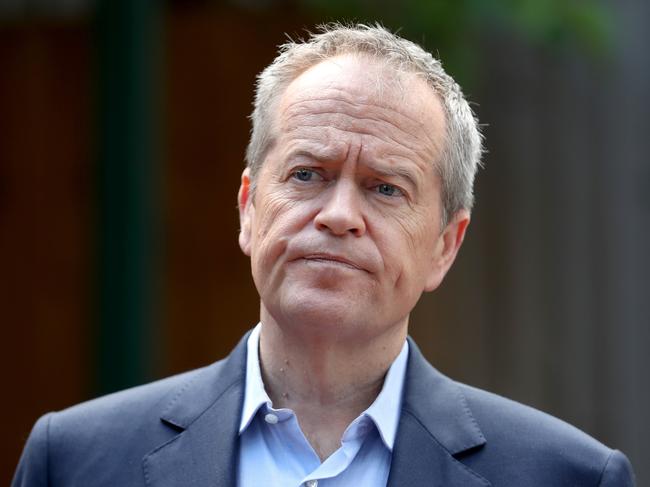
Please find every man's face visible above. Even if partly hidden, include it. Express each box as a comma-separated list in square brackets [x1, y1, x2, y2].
[239, 55, 468, 342]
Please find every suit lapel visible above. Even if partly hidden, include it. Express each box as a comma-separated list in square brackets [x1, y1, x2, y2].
[141, 334, 489, 486]
[143, 333, 250, 487]
[387, 338, 490, 487]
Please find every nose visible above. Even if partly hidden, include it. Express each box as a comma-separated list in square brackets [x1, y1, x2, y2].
[314, 180, 366, 237]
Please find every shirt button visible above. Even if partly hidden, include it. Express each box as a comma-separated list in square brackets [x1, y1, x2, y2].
[305, 481, 318, 487]
[264, 413, 279, 424]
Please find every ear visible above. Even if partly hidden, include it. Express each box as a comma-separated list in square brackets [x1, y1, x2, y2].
[424, 209, 470, 292]
[238, 168, 254, 256]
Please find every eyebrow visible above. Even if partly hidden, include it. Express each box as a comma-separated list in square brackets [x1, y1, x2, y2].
[371, 164, 419, 190]
[287, 147, 343, 162]
[287, 147, 421, 190]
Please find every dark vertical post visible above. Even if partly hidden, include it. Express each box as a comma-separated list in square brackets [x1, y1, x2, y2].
[94, 0, 162, 395]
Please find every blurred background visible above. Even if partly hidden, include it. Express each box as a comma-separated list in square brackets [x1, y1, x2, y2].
[1, 0, 648, 484]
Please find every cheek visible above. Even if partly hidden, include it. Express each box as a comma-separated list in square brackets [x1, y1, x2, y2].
[252, 189, 293, 239]
[391, 208, 438, 253]
[250, 192, 308, 268]
[372, 210, 439, 282]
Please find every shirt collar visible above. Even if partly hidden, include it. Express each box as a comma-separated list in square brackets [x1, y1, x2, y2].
[239, 323, 270, 434]
[238, 323, 409, 451]
[362, 338, 408, 450]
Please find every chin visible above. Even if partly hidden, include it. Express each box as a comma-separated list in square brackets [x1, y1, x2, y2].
[270, 289, 369, 334]
[287, 298, 354, 324]
[266, 293, 409, 346]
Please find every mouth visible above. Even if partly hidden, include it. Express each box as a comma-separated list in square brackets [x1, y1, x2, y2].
[300, 254, 366, 272]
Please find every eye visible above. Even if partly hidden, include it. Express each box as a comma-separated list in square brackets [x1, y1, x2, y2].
[376, 183, 402, 197]
[292, 168, 316, 182]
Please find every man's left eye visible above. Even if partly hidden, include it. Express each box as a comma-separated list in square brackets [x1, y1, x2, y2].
[292, 168, 316, 182]
[377, 183, 401, 197]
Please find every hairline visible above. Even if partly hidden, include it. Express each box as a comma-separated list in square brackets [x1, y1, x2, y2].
[245, 24, 482, 227]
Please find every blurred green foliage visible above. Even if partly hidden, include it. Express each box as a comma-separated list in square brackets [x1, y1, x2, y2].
[292, 0, 612, 86]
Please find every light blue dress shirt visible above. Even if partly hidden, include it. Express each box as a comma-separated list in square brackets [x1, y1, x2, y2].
[237, 324, 409, 487]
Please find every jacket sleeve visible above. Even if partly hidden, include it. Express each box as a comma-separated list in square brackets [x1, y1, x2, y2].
[12, 413, 53, 487]
[599, 449, 636, 487]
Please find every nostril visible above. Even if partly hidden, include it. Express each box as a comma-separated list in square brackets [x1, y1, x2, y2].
[314, 214, 365, 237]
[313, 187, 366, 236]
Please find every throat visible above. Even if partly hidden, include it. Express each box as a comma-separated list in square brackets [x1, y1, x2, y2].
[261, 350, 387, 461]
[256, 316, 408, 460]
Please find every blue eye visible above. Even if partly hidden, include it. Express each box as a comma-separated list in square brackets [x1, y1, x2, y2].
[293, 168, 314, 181]
[377, 183, 399, 196]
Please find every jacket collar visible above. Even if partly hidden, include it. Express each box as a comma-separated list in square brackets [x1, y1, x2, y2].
[142, 333, 489, 487]
[143, 332, 250, 487]
[387, 337, 490, 486]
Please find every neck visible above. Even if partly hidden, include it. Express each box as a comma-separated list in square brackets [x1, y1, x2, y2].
[258, 306, 408, 459]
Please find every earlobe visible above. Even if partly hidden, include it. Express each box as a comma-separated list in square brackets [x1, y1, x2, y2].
[238, 168, 253, 256]
[424, 210, 470, 292]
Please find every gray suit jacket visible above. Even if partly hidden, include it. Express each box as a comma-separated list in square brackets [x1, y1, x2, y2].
[13, 333, 635, 486]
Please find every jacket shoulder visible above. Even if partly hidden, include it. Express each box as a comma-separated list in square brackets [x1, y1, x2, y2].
[13, 360, 227, 487]
[456, 382, 635, 486]
[51, 363, 215, 432]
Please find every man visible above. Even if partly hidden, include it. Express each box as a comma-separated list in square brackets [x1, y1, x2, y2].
[14, 23, 635, 486]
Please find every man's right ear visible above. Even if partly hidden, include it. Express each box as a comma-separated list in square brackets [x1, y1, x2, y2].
[238, 168, 254, 256]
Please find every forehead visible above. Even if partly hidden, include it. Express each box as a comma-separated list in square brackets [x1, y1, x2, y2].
[274, 54, 446, 162]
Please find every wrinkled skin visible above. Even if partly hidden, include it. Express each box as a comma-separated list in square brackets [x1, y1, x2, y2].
[239, 54, 469, 346]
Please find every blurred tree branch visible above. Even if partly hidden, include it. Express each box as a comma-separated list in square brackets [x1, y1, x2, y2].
[289, 0, 613, 86]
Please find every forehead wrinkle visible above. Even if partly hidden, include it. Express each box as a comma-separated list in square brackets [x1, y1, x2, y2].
[282, 93, 437, 149]
[283, 90, 426, 129]
[282, 137, 348, 162]
[282, 103, 436, 152]
[283, 115, 436, 165]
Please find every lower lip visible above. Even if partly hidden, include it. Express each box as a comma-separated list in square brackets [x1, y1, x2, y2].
[301, 258, 360, 271]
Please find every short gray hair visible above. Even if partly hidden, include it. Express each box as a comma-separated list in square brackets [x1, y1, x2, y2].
[245, 22, 483, 224]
